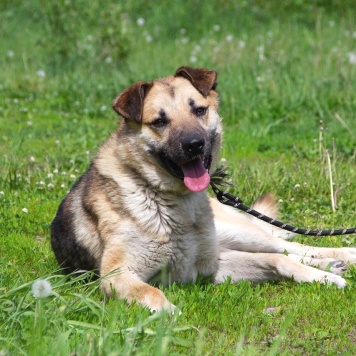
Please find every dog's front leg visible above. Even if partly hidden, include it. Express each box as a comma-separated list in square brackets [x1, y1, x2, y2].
[100, 246, 177, 313]
[214, 249, 347, 288]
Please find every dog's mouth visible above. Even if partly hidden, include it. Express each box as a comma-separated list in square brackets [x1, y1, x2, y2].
[158, 154, 212, 192]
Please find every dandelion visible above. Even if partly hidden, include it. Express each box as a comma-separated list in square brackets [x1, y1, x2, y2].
[145, 34, 153, 42]
[278, 199, 284, 203]
[61, 171, 67, 175]
[328, 21, 335, 27]
[30, 156, 35, 162]
[27, 120, 33, 126]
[22, 208, 28, 214]
[294, 184, 301, 189]
[105, 57, 113, 64]
[7, 50, 15, 58]
[47, 183, 54, 189]
[189, 56, 197, 63]
[32, 279, 52, 299]
[137, 18, 145, 26]
[193, 45, 201, 53]
[238, 40, 246, 48]
[53, 169, 59, 174]
[179, 28, 186, 34]
[55, 140, 60, 145]
[100, 105, 107, 111]
[226, 35, 233, 42]
[0, 191, 4, 196]
[70, 174, 76, 179]
[47, 173, 53, 178]
[348, 52, 356, 64]
[213, 24, 220, 32]
[36, 70, 46, 78]
[61, 184, 66, 188]
[181, 37, 189, 44]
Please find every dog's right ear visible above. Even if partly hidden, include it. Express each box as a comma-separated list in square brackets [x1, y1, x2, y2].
[112, 81, 153, 123]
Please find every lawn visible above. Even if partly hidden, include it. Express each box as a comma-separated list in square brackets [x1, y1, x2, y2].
[1, 0, 356, 354]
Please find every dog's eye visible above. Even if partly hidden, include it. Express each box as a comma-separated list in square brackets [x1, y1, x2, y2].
[150, 118, 169, 128]
[195, 107, 207, 117]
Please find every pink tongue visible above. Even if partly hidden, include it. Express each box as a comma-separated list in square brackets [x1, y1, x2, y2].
[181, 158, 210, 192]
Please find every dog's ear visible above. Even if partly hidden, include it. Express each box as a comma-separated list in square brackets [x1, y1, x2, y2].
[174, 66, 217, 97]
[112, 81, 153, 123]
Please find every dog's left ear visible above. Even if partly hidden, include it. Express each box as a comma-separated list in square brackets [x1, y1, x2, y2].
[174, 66, 217, 97]
[112, 81, 153, 123]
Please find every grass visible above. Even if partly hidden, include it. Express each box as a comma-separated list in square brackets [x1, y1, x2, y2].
[1, 0, 356, 354]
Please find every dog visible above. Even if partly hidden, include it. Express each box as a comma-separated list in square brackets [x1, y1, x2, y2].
[51, 66, 356, 312]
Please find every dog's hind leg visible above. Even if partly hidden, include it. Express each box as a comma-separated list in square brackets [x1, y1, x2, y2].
[214, 249, 347, 288]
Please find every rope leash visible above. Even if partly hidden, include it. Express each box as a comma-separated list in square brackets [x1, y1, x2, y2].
[210, 167, 356, 237]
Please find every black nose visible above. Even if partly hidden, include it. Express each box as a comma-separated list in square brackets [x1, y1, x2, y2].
[181, 133, 205, 156]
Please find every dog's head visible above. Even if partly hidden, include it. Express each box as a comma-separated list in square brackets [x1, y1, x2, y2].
[112, 67, 222, 192]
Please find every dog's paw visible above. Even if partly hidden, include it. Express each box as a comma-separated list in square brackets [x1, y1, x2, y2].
[328, 260, 348, 276]
[339, 248, 356, 265]
[319, 273, 347, 288]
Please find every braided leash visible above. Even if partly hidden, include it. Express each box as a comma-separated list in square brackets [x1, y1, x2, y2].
[210, 167, 356, 236]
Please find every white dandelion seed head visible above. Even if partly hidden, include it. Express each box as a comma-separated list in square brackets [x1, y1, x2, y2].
[7, 50, 15, 58]
[53, 169, 58, 174]
[294, 184, 301, 189]
[179, 28, 186, 34]
[22, 208, 28, 214]
[105, 56, 112, 64]
[348, 52, 356, 64]
[47, 173, 53, 178]
[226, 35, 233, 42]
[145, 34, 153, 42]
[36, 70, 46, 78]
[213, 24, 220, 32]
[0, 191, 4, 196]
[137, 18, 145, 26]
[238, 40, 246, 48]
[32, 279, 52, 299]
[189, 55, 197, 63]
[30, 156, 35, 162]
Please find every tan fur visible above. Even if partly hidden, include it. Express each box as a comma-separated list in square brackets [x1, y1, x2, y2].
[51, 67, 356, 313]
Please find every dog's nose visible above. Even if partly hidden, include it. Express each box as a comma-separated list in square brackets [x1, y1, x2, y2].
[181, 133, 205, 156]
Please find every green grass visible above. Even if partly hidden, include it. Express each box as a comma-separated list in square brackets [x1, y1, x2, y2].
[1, 0, 356, 354]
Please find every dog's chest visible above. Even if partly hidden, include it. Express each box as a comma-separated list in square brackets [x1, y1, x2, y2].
[124, 190, 216, 282]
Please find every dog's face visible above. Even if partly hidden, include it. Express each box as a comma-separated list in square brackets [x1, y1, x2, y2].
[112, 67, 222, 192]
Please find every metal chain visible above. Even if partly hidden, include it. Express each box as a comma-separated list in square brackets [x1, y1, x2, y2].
[210, 181, 356, 236]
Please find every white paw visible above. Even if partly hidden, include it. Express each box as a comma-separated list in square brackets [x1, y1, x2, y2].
[328, 260, 348, 276]
[319, 273, 347, 288]
[340, 247, 356, 265]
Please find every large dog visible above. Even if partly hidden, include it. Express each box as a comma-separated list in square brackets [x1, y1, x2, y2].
[51, 67, 356, 312]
